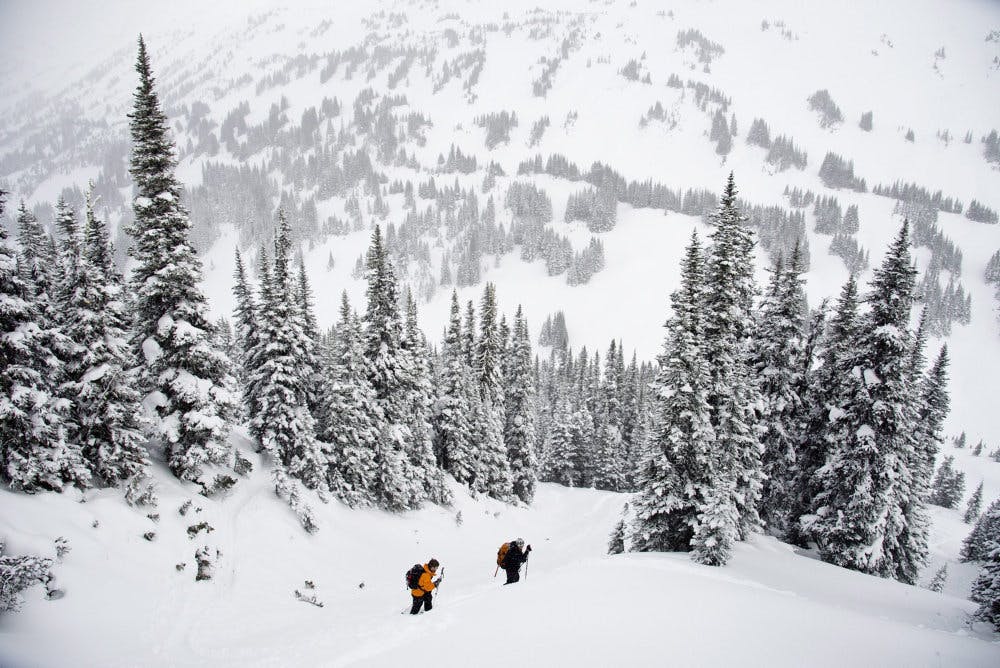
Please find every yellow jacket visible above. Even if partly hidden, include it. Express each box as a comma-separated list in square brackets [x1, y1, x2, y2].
[411, 564, 438, 597]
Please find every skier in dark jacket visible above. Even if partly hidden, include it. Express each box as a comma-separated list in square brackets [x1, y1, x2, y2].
[502, 538, 531, 584]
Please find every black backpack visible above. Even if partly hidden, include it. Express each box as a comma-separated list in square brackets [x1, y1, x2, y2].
[405, 564, 424, 590]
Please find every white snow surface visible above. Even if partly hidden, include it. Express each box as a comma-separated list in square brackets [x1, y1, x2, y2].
[1, 432, 999, 667]
[3, 0, 1000, 664]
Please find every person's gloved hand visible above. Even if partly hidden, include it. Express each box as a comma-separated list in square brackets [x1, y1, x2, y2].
[433, 577, 442, 586]
[526, 544, 532, 552]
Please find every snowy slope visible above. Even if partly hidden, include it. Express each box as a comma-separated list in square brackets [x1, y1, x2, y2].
[1, 437, 998, 667]
[3, 0, 1000, 664]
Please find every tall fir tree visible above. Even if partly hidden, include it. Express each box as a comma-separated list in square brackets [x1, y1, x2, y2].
[810, 223, 924, 582]
[432, 291, 479, 487]
[962, 497, 1000, 562]
[321, 293, 384, 507]
[295, 262, 324, 424]
[126, 36, 235, 481]
[971, 545, 1000, 631]
[505, 305, 538, 503]
[754, 245, 807, 535]
[703, 173, 761, 544]
[541, 394, 576, 486]
[0, 191, 88, 491]
[592, 340, 626, 492]
[784, 299, 829, 546]
[475, 282, 513, 500]
[965, 482, 985, 524]
[864, 222, 923, 583]
[401, 292, 451, 505]
[362, 226, 426, 510]
[66, 190, 149, 485]
[629, 231, 718, 558]
[247, 214, 326, 491]
[231, 248, 259, 418]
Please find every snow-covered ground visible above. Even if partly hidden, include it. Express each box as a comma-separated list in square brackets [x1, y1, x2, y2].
[3, 0, 1000, 664]
[1, 430, 998, 667]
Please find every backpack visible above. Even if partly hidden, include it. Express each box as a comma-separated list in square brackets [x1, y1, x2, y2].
[405, 564, 424, 590]
[497, 542, 510, 567]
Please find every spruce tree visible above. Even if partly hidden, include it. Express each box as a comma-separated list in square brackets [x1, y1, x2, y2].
[541, 395, 575, 486]
[962, 497, 1000, 562]
[972, 546, 1000, 630]
[321, 293, 383, 507]
[0, 192, 88, 491]
[400, 292, 451, 505]
[965, 482, 984, 524]
[362, 226, 424, 509]
[67, 191, 149, 485]
[15, 202, 55, 292]
[629, 231, 717, 555]
[592, 340, 626, 492]
[928, 455, 965, 509]
[504, 305, 538, 503]
[127, 36, 235, 481]
[433, 292, 479, 487]
[754, 246, 807, 535]
[811, 223, 926, 582]
[231, 248, 259, 418]
[295, 262, 324, 424]
[927, 563, 948, 592]
[248, 214, 326, 490]
[475, 282, 513, 500]
[703, 173, 761, 542]
[784, 300, 829, 546]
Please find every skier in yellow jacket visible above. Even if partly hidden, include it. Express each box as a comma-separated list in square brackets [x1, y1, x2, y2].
[409, 558, 442, 614]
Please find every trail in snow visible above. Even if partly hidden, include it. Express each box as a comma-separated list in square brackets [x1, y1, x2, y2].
[2, 458, 999, 667]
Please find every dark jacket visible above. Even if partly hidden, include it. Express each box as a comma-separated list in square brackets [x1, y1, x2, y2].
[504, 542, 529, 570]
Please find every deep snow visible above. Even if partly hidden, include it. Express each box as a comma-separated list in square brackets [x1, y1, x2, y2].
[2, 0, 1000, 665]
[1, 431, 999, 667]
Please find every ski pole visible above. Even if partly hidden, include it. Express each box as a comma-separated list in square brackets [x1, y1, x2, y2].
[524, 559, 528, 581]
[435, 566, 445, 600]
[493, 564, 499, 578]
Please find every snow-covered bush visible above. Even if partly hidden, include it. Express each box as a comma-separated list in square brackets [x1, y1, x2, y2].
[0, 542, 54, 615]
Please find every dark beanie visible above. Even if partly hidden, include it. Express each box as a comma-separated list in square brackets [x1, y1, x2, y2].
[428, 558, 440, 568]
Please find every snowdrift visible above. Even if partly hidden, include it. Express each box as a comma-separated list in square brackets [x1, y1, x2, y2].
[1, 438, 998, 667]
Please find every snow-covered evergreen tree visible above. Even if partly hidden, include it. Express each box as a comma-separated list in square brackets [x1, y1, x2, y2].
[753, 244, 807, 535]
[811, 223, 926, 583]
[592, 340, 626, 492]
[295, 262, 324, 425]
[126, 36, 235, 481]
[231, 248, 260, 420]
[928, 455, 965, 509]
[247, 213, 326, 491]
[703, 173, 761, 542]
[962, 497, 1000, 562]
[474, 283, 513, 500]
[864, 222, 925, 583]
[0, 192, 88, 492]
[927, 563, 948, 592]
[783, 300, 829, 546]
[504, 305, 538, 504]
[321, 293, 383, 507]
[629, 231, 717, 557]
[400, 292, 451, 505]
[432, 291, 480, 487]
[541, 395, 575, 486]
[972, 545, 1000, 631]
[965, 482, 985, 524]
[362, 226, 427, 510]
[64, 190, 149, 486]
